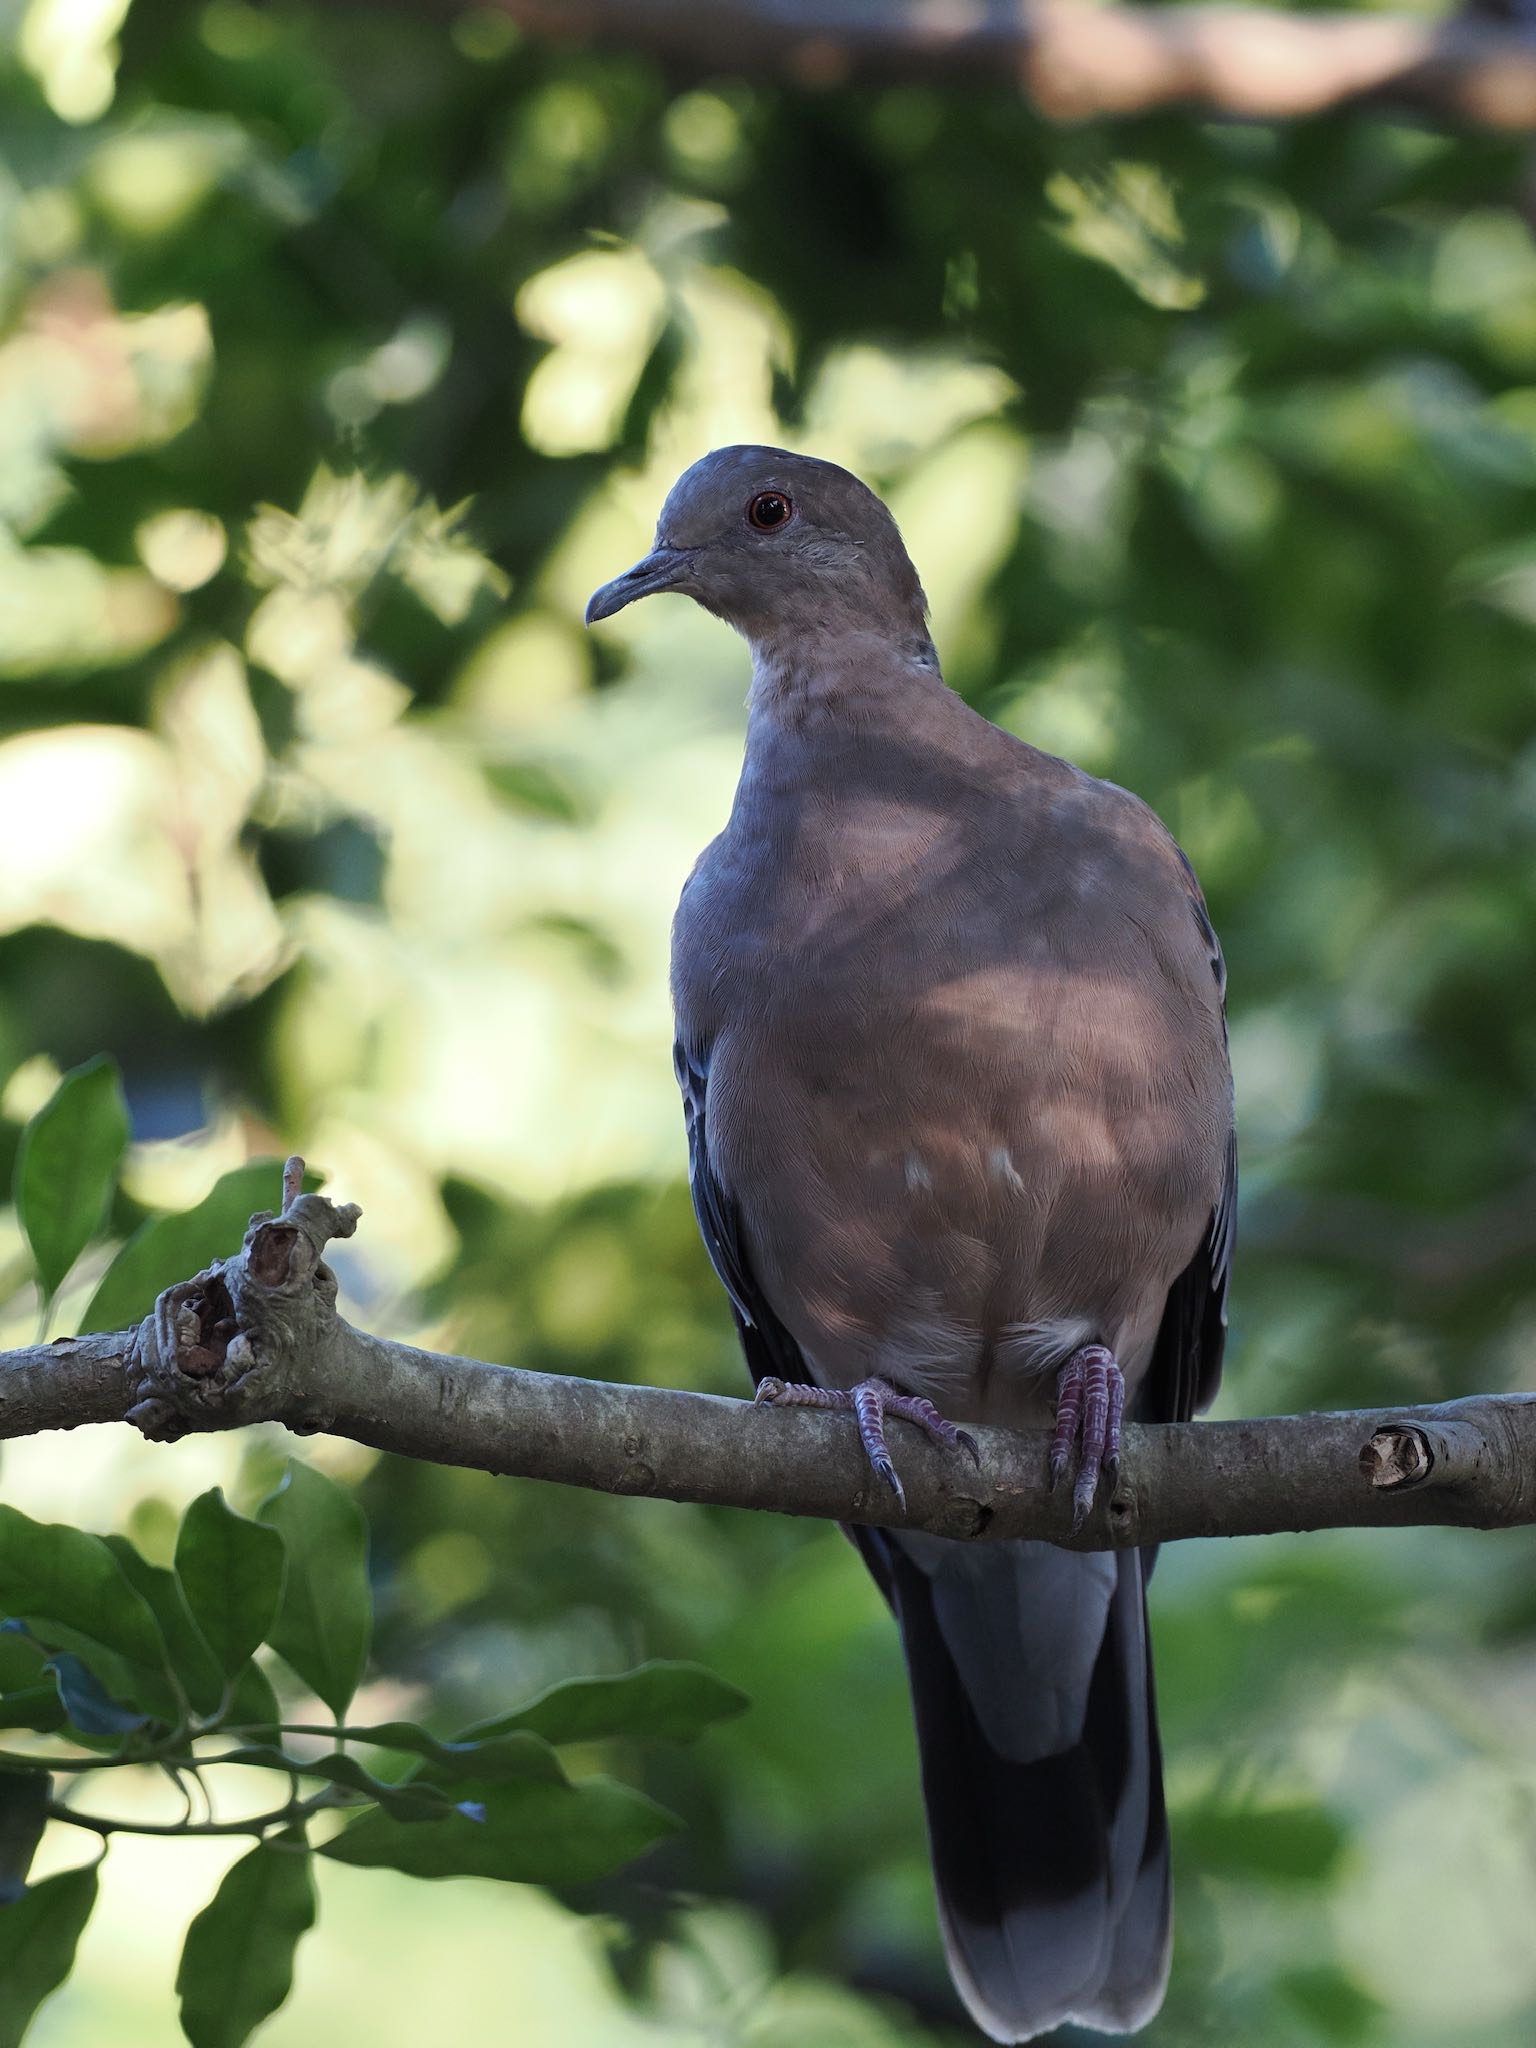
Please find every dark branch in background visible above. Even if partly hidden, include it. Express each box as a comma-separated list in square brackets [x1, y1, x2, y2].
[483, 0, 1536, 130]
[6, 1162, 1535, 1548]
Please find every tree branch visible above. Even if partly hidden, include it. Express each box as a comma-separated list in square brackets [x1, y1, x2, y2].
[6, 1161, 1534, 1548]
[487, 0, 1536, 131]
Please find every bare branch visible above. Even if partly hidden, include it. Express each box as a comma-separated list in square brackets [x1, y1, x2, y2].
[486, 0, 1536, 131]
[8, 1166, 1535, 1547]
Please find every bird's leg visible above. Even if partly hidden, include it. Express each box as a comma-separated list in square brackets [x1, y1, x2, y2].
[754, 1375, 980, 1513]
[1049, 1344, 1125, 1531]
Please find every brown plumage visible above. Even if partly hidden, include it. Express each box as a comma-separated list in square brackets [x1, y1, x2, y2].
[588, 446, 1235, 2042]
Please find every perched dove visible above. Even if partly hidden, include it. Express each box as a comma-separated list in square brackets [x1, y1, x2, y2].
[587, 447, 1234, 2042]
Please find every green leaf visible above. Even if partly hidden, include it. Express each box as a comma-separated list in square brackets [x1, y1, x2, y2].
[176, 1836, 316, 2048]
[224, 1660, 282, 1744]
[0, 1630, 61, 1734]
[105, 1537, 223, 1718]
[257, 1464, 370, 1719]
[0, 1687, 65, 1734]
[319, 1773, 680, 1884]
[218, 1745, 461, 1820]
[13, 1057, 129, 1307]
[81, 1161, 313, 1336]
[463, 1660, 749, 1748]
[0, 1863, 97, 2048]
[17, 1622, 175, 1730]
[0, 1626, 40, 1692]
[0, 1617, 166, 1733]
[0, 1773, 48, 1904]
[1183, 1804, 1347, 1884]
[45, 1654, 148, 1738]
[175, 1492, 286, 1681]
[323, 1721, 566, 1785]
[1279, 1965, 1387, 2044]
[0, 1508, 166, 1676]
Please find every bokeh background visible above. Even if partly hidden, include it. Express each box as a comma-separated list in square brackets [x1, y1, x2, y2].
[4, 2, 1536, 2043]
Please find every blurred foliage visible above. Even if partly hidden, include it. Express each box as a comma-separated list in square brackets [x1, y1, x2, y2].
[0, 1309, 740, 2047]
[0, 0, 1535, 2043]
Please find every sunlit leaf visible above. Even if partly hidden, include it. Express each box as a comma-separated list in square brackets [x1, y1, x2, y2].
[257, 1464, 370, 1718]
[0, 1863, 97, 2048]
[175, 1491, 286, 1681]
[176, 1836, 316, 2048]
[13, 1056, 129, 1306]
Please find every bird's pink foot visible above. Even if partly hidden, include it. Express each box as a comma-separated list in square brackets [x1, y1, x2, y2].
[754, 1374, 980, 1512]
[1050, 1344, 1126, 1531]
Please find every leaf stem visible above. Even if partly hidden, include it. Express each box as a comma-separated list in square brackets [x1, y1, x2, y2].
[45, 1786, 343, 1840]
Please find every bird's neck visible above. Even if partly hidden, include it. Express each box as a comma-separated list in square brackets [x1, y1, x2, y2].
[745, 627, 943, 742]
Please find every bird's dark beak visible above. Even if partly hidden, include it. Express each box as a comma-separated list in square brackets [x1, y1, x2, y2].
[584, 545, 697, 626]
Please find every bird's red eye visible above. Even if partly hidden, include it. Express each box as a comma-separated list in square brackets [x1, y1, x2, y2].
[747, 490, 793, 531]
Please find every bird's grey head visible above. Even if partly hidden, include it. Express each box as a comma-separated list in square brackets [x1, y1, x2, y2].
[584, 445, 931, 655]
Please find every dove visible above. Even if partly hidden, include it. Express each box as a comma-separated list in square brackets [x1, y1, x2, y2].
[587, 446, 1234, 2041]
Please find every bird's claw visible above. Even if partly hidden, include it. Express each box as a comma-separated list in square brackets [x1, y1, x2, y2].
[754, 1373, 979, 1512]
[1051, 1345, 1125, 1532]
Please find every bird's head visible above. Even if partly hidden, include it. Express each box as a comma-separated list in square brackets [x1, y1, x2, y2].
[584, 445, 930, 653]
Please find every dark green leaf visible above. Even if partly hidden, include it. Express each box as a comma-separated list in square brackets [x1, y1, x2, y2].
[462, 1660, 749, 1747]
[0, 1773, 48, 1904]
[0, 1688, 65, 1734]
[324, 1720, 566, 1785]
[1183, 1804, 1347, 1884]
[1279, 1965, 1387, 2044]
[0, 1625, 39, 1692]
[0, 1862, 97, 2048]
[0, 1613, 170, 1732]
[0, 1630, 60, 1732]
[13, 1057, 129, 1306]
[16, 1621, 175, 1730]
[224, 1660, 282, 1744]
[81, 1161, 314, 1336]
[46, 1654, 148, 1738]
[217, 1745, 460, 1820]
[0, 1507, 166, 1675]
[105, 1536, 223, 1718]
[176, 1836, 316, 2048]
[257, 1464, 370, 1718]
[174, 1491, 286, 1681]
[319, 1773, 680, 1884]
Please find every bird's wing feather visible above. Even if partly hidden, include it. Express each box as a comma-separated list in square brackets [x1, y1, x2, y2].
[674, 1038, 805, 1387]
[1142, 847, 1236, 1427]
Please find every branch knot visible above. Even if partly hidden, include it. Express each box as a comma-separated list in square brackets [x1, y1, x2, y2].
[125, 1158, 360, 1442]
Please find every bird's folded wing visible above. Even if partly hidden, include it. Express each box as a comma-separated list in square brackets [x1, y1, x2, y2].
[1141, 841, 1237, 1428]
[674, 1037, 805, 1387]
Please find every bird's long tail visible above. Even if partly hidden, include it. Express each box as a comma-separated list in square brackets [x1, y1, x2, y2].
[852, 1529, 1171, 2043]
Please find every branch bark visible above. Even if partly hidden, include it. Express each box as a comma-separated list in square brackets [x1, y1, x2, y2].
[7, 1162, 1535, 1549]
[487, 0, 1536, 131]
